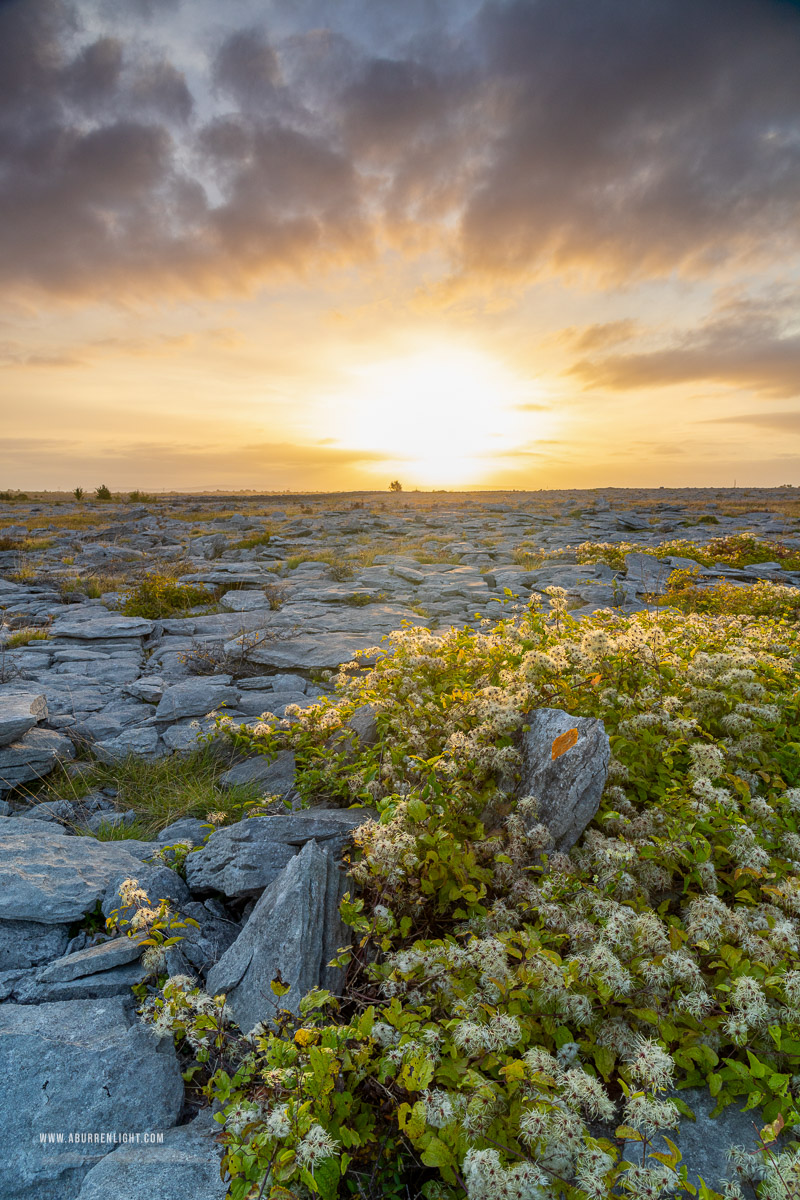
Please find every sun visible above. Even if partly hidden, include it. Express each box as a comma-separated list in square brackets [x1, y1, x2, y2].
[330, 345, 545, 486]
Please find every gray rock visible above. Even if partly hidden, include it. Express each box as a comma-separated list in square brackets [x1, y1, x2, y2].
[49, 613, 154, 639]
[0, 997, 183, 1199]
[185, 821, 298, 898]
[155, 678, 239, 721]
[74, 1110, 226, 1200]
[206, 839, 349, 1031]
[122, 677, 164, 703]
[0, 688, 48, 747]
[518, 707, 610, 851]
[234, 632, 385, 670]
[163, 900, 241, 977]
[157, 816, 210, 846]
[92, 726, 163, 763]
[18, 798, 75, 823]
[623, 551, 672, 595]
[623, 1088, 783, 1191]
[327, 704, 380, 761]
[219, 748, 296, 793]
[0, 814, 68, 835]
[0, 727, 76, 790]
[36, 935, 145, 983]
[82, 808, 137, 832]
[0, 920, 70, 971]
[160, 721, 211, 753]
[0, 827, 152, 922]
[11, 960, 149, 1004]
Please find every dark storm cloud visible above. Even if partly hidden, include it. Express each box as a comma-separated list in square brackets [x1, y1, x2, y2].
[570, 292, 800, 398]
[460, 0, 800, 281]
[3, 0, 800, 299]
[212, 28, 282, 106]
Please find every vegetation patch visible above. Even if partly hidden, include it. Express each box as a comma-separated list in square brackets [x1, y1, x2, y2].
[578, 534, 800, 574]
[660, 572, 800, 620]
[44, 749, 259, 840]
[118, 572, 218, 619]
[4, 627, 50, 648]
[142, 600, 800, 1198]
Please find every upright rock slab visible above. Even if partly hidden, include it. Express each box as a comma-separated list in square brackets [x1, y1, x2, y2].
[206, 839, 349, 1032]
[518, 708, 610, 851]
[0, 997, 183, 1200]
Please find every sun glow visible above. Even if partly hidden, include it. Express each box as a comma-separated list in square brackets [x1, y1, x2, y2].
[330, 346, 548, 485]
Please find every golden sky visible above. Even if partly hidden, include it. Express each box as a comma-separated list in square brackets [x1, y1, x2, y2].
[2, 0, 800, 491]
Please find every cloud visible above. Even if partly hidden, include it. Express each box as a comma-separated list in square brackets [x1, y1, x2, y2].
[569, 290, 800, 397]
[212, 28, 282, 107]
[3, 0, 800, 301]
[557, 320, 640, 353]
[706, 411, 800, 433]
[0, 435, 394, 489]
[459, 0, 800, 282]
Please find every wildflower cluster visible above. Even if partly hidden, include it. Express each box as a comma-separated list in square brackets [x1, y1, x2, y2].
[171, 600, 800, 1197]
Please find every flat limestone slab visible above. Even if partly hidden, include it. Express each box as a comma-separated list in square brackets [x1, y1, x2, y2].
[0, 828, 153, 923]
[75, 1111, 226, 1200]
[0, 997, 183, 1199]
[49, 613, 154, 639]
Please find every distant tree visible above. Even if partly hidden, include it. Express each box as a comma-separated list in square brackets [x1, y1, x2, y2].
[389, 480, 403, 492]
[95, 483, 112, 500]
[73, 486, 84, 501]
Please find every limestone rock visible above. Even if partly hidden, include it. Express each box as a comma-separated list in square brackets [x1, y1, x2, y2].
[156, 816, 210, 846]
[0, 919, 70, 971]
[0, 827, 152, 923]
[219, 748, 296, 793]
[11, 961, 148, 1005]
[49, 613, 154, 639]
[185, 821, 298, 898]
[206, 839, 349, 1031]
[0, 997, 183, 1199]
[623, 1088, 784, 1191]
[101, 862, 192, 922]
[36, 935, 146, 983]
[74, 1110, 226, 1200]
[0, 727, 76, 790]
[92, 726, 163, 763]
[518, 707, 610, 851]
[155, 678, 239, 721]
[623, 551, 672, 594]
[163, 900, 241, 977]
[0, 688, 48, 747]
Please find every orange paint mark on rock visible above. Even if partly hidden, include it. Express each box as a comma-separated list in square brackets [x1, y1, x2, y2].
[551, 728, 579, 760]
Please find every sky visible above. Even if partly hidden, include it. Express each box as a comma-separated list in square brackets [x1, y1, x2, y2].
[2, 0, 800, 492]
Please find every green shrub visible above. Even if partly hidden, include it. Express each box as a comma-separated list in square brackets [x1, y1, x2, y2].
[235, 531, 272, 550]
[95, 483, 112, 500]
[118, 572, 216, 619]
[661, 570, 800, 620]
[5, 627, 49, 647]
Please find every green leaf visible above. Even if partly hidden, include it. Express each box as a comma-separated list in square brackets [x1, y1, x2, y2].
[594, 1045, 615, 1080]
[420, 1136, 456, 1171]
